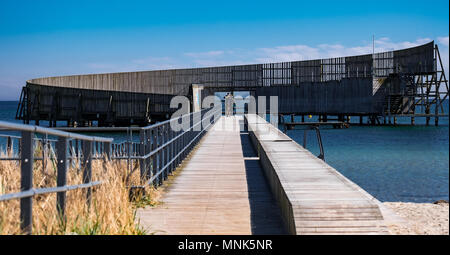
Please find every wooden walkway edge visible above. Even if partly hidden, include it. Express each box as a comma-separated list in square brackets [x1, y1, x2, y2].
[246, 114, 389, 235]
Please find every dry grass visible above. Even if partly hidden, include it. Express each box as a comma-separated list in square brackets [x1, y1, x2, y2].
[0, 146, 148, 235]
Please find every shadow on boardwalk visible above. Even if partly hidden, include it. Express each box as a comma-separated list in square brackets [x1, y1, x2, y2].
[239, 130, 287, 235]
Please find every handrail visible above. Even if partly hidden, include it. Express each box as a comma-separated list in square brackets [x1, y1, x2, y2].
[0, 181, 102, 201]
[303, 126, 325, 161]
[135, 107, 221, 186]
[142, 108, 219, 186]
[0, 120, 114, 235]
[113, 112, 210, 160]
[139, 109, 200, 131]
[0, 120, 113, 143]
[0, 107, 221, 234]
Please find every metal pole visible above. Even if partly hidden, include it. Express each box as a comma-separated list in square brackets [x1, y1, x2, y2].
[56, 137, 68, 221]
[139, 130, 146, 182]
[152, 129, 158, 187]
[145, 130, 151, 180]
[6, 136, 12, 156]
[169, 125, 174, 174]
[20, 131, 34, 235]
[104, 141, 111, 161]
[315, 127, 325, 161]
[82, 140, 92, 206]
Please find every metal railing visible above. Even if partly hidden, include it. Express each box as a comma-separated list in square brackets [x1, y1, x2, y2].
[303, 126, 325, 161]
[0, 107, 221, 234]
[0, 121, 113, 234]
[111, 107, 221, 188]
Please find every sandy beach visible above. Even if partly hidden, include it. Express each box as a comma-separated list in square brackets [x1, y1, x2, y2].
[383, 202, 449, 235]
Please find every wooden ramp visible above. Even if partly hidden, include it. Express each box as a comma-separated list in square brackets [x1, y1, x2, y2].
[246, 114, 389, 235]
[137, 116, 286, 235]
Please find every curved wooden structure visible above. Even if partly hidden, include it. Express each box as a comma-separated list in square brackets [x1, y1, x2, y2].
[16, 42, 448, 126]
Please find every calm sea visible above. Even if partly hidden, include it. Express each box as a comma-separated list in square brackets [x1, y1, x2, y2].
[1, 101, 448, 203]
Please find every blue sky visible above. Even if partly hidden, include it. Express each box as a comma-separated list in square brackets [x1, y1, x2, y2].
[0, 0, 448, 100]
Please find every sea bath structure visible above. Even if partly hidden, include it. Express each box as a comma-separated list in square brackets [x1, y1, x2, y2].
[3, 41, 449, 235]
[16, 41, 448, 127]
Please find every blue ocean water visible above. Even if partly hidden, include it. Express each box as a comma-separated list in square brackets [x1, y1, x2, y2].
[280, 102, 449, 203]
[1, 101, 448, 202]
[285, 123, 449, 202]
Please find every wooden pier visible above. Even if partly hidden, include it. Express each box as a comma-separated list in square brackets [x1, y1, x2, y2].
[137, 116, 286, 234]
[282, 121, 350, 130]
[137, 115, 390, 235]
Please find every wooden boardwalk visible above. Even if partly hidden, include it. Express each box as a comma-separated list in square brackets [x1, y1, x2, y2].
[246, 114, 389, 235]
[137, 116, 286, 235]
[138, 115, 390, 235]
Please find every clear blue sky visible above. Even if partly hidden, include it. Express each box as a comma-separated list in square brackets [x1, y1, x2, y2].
[0, 0, 448, 100]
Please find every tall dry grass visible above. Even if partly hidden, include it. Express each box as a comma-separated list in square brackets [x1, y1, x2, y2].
[0, 144, 147, 235]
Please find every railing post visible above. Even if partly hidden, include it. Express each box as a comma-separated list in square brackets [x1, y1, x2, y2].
[20, 131, 34, 235]
[68, 140, 73, 167]
[56, 137, 68, 222]
[163, 125, 168, 181]
[127, 129, 131, 175]
[42, 139, 47, 174]
[104, 141, 111, 161]
[75, 139, 79, 168]
[82, 140, 93, 206]
[160, 125, 165, 181]
[145, 130, 151, 180]
[189, 113, 194, 151]
[157, 127, 162, 186]
[6, 136, 12, 156]
[139, 129, 147, 182]
[169, 125, 174, 174]
[174, 131, 180, 168]
[151, 129, 158, 187]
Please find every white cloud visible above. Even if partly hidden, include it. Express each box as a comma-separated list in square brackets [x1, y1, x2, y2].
[86, 56, 181, 73]
[179, 37, 449, 83]
[85, 36, 449, 79]
[256, 45, 320, 62]
[184, 51, 224, 58]
[255, 37, 436, 63]
[438, 36, 449, 47]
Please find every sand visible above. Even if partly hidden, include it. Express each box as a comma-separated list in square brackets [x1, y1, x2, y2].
[383, 202, 449, 235]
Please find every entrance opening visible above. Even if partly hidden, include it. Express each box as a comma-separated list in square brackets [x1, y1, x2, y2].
[214, 91, 250, 116]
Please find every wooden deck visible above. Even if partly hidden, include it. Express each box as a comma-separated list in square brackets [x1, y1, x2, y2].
[137, 115, 390, 235]
[137, 116, 286, 235]
[246, 114, 389, 235]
